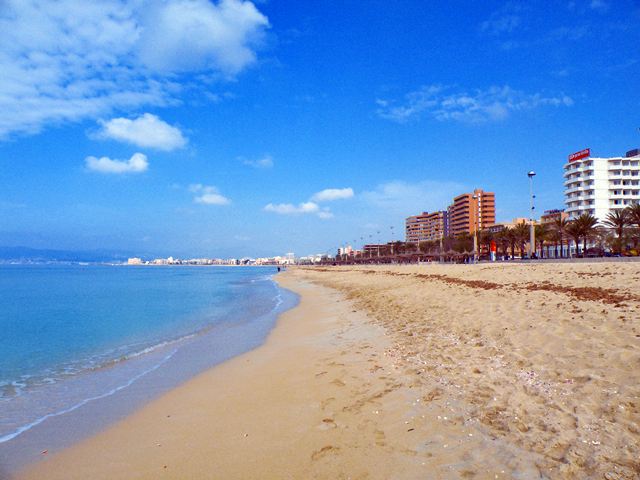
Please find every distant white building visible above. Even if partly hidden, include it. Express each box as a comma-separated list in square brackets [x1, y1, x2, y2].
[564, 148, 640, 221]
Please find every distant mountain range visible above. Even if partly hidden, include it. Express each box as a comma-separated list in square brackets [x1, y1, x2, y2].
[0, 246, 134, 263]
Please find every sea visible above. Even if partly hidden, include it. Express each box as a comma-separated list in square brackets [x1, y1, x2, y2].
[0, 264, 296, 474]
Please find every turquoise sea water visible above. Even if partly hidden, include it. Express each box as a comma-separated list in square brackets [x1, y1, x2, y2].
[0, 265, 294, 471]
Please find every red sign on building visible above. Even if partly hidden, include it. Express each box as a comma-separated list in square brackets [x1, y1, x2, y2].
[568, 148, 591, 162]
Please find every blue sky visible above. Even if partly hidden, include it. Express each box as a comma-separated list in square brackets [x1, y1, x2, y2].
[1, 0, 639, 258]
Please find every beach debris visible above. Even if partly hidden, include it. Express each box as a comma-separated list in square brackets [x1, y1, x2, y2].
[41, 450, 48, 455]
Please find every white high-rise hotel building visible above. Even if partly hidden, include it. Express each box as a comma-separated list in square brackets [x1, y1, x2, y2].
[564, 148, 640, 220]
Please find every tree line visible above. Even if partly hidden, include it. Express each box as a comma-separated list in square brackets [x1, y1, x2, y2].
[349, 204, 640, 260]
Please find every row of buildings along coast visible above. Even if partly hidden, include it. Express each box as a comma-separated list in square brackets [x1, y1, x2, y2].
[397, 147, 639, 257]
[405, 189, 496, 243]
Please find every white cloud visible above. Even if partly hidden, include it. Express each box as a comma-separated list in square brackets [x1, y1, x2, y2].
[480, 4, 523, 36]
[377, 85, 574, 123]
[264, 187, 354, 219]
[138, 0, 268, 75]
[85, 152, 149, 174]
[264, 202, 319, 215]
[0, 0, 269, 139]
[189, 184, 231, 205]
[98, 113, 187, 150]
[242, 155, 274, 169]
[311, 187, 354, 202]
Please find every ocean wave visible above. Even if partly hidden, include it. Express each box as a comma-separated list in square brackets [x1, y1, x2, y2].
[0, 350, 177, 444]
[0, 332, 199, 400]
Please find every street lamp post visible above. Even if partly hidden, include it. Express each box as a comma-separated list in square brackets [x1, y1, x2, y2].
[528, 171, 536, 259]
[390, 226, 395, 258]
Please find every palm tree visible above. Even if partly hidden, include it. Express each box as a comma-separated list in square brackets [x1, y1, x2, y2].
[548, 228, 561, 258]
[495, 229, 510, 259]
[453, 232, 473, 253]
[513, 221, 530, 258]
[505, 227, 517, 259]
[566, 220, 582, 257]
[552, 217, 570, 258]
[627, 204, 640, 249]
[479, 229, 494, 258]
[602, 209, 630, 254]
[575, 213, 599, 254]
[534, 223, 549, 258]
[628, 203, 640, 227]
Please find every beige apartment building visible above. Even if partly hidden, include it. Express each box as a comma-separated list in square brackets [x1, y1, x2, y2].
[405, 211, 448, 243]
[447, 189, 496, 237]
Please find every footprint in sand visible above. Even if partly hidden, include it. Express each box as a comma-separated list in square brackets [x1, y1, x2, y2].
[320, 397, 335, 409]
[315, 371, 328, 377]
[318, 418, 337, 430]
[311, 445, 340, 461]
[331, 378, 346, 387]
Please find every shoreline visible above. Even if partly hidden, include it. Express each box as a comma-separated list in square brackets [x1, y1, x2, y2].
[1, 270, 294, 476]
[15, 263, 640, 479]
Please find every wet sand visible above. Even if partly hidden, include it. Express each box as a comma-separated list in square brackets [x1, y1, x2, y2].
[18, 262, 640, 479]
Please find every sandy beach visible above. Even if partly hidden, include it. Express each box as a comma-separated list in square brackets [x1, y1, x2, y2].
[17, 262, 640, 479]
